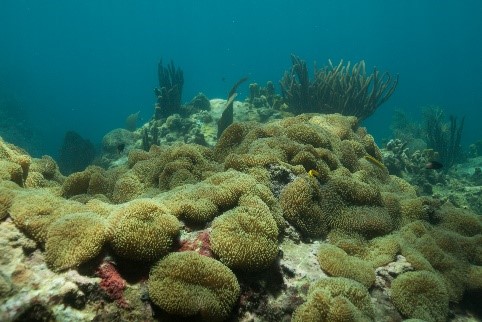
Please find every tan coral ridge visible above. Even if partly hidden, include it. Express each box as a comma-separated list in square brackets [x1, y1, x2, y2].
[1, 114, 482, 321]
[213, 114, 482, 321]
[57, 143, 221, 204]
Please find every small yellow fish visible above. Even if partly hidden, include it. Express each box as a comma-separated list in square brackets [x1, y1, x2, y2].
[364, 155, 385, 170]
[308, 169, 320, 178]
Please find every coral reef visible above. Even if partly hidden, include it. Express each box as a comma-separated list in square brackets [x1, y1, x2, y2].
[45, 212, 110, 271]
[391, 270, 449, 322]
[153, 59, 184, 119]
[248, 81, 283, 111]
[0, 136, 31, 186]
[1, 111, 481, 321]
[210, 194, 279, 271]
[109, 199, 180, 261]
[317, 243, 375, 287]
[280, 54, 398, 120]
[291, 277, 374, 322]
[423, 106, 465, 169]
[148, 251, 240, 321]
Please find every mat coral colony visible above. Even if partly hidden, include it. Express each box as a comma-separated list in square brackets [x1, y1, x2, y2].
[1, 2, 482, 322]
[2, 105, 481, 320]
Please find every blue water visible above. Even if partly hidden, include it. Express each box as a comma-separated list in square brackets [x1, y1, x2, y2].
[1, 0, 481, 157]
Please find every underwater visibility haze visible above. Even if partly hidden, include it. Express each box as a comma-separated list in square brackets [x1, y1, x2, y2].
[1, 1, 481, 156]
[1, 1, 482, 321]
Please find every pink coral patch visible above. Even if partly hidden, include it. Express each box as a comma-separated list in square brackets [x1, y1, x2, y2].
[95, 261, 128, 308]
[179, 230, 212, 257]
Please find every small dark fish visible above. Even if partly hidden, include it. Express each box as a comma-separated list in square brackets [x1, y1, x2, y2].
[117, 143, 125, 154]
[425, 160, 443, 170]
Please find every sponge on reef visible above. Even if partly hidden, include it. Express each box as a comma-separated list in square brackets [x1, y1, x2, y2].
[45, 212, 110, 271]
[109, 199, 180, 261]
[148, 251, 240, 321]
[210, 194, 279, 271]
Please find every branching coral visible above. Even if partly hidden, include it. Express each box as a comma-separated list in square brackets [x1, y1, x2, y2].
[423, 106, 465, 169]
[280, 54, 398, 120]
[154, 59, 184, 119]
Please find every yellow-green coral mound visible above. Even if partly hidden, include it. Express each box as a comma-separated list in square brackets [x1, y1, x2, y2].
[280, 176, 337, 237]
[0, 180, 21, 220]
[317, 243, 375, 287]
[160, 169, 284, 226]
[9, 189, 86, 243]
[292, 277, 374, 322]
[45, 212, 110, 271]
[148, 251, 240, 321]
[109, 199, 180, 261]
[210, 194, 279, 271]
[391, 270, 449, 322]
[0, 136, 31, 186]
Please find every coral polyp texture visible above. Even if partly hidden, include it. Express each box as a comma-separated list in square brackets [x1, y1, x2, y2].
[109, 199, 181, 261]
[291, 277, 375, 322]
[1, 113, 481, 321]
[210, 194, 279, 271]
[148, 251, 240, 321]
[45, 212, 110, 271]
[391, 270, 449, 322]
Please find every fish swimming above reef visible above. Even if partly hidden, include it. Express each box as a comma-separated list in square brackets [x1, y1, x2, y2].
[425, 160, 443, 170]
[364, 155, 385, 170]
[308, 169, 321, 178]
